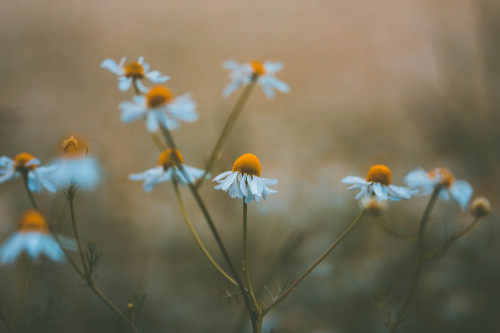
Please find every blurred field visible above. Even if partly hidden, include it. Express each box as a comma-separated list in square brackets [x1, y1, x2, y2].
[0, 0, 499, 332]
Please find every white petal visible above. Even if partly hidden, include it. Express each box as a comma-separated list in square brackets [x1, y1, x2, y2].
[146, 112, 160, 133]
[118, 77, 133, 91]
[100, 59, 124, 75]
[0, 233, 26, 263]
[213, 170, 232, 182]
[450, 180, 473, 211]
[221, 172, 239, 191]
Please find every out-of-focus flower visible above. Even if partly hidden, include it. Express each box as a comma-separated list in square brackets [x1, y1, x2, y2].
[470, 196, 491, 218]
[119, 85, 198, 133]
[342, 165, 414, 201]
[222, 60, 290, 99]
[0, 153, 57, 193]
[213, 153, 277, 204]
[0, 210, 64, 263]
[101, 56, 169, 92]
[130, 148, 206, 192]
[360, 197, 387, 216]
[404, 167, 473, 211]
[49, 136, 100, 191]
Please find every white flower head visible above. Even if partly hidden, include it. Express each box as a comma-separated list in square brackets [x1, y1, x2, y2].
[49, 136, 100, 191]
[222, 59, 290, 99]
[213, 153, 278, 204]
[100, 56, 170, 92]
[119, 85, 198, 133]
[342, 164, 415, 201]
[0, 152, 57, 193]
[0, 210, 64, 264]
[130, 148, 207, 192]
[404, 167, 473, 211]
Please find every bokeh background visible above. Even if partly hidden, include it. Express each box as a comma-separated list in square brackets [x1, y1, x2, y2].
[0, 0, 499, 332]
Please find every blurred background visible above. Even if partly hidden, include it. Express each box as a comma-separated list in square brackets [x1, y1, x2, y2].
[0, 0, 499, 332]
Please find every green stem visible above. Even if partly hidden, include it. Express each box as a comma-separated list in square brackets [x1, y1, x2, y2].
[21, 172, 40, 212]
[151, 133, 167, 151]
[194, 81, 257, 189]
[158, 127, 259, 331]
[172, 181, 238, 287]
[68, 193, 90, 277]
[389, 187, 441, 333]
[242, 202, 261, 314]
[264, 210, 366, 315]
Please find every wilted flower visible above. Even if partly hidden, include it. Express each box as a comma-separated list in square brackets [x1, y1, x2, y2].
[404, 167, 473, 211]
[49, 136, 100, 191]
[222, 60, 290, 99]
[470, 196, 491, 218]
[0, 210, 64, 263]
[213, 153, 277, 204]
[342, 165, 414, 201]
[101, 56, 169, 92]
[119, 85, 198, 133]
[130, 148, 206, 192]
[0, 153, 57, 193]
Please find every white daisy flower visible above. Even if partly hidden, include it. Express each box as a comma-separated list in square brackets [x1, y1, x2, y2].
[0, 210, 64, 264]
[342, 164, 415, 201]
[119, 85, 198, 133]
[222, 59, 290, 99]
[49, 136, 100, 191]
[100, 56, 170, 92]
[0, 152, 57, 193]
[404, 167, 473, 211]
[213, 153, 277, 204]
[130, 148, 207, 192]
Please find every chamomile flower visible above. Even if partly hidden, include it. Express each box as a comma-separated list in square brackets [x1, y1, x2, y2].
[213, 153, 277, 204]
[119, 85, 198, 133]
[404, 167, 473, 211]
[0, 210, 64, 263]
[0, 153, 57, 193]
[342, 165, 414, 201]
[130, 148, 207, 192]
[100, 56, 170, 92]
[49, 136, 100, 191]
[222, 59, 290, 99]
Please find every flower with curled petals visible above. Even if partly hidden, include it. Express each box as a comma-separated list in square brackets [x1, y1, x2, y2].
[213, 153, 277, 204]
[101, 56, 169, 92]
[404, 167, 473, 211]
[0, 152, 57, 193]
[222, 59, 290, 99]
[130, 149, 207, 192]
[0, 210, 64, 264]
[342, 165, 415, 201]
[119, 85, 198, 133]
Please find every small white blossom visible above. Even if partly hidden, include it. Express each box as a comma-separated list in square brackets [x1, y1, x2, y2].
[213, 153, 277, 204]
[222, 60, 290, 99]
[0, 153, 57, 193]
[0, 210, 64, 264]
[342, 165, 415, 201]
[404, 167, 473, 211]
[130, 149, 207, 191]
[119, 85, 197, 133]
[101, 56, 169, 92]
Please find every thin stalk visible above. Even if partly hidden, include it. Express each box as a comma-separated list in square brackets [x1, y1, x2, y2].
[21, 173, 40, 212]
[20, 178, 140, 332]
[195, 81, 257, 189]
[151, 133, 167, 151]
[264, 210, 366, 315]
[132, 79, 141, 96]
[172, 181, 238, 287]
[424, 217, 482, 261]
[68, 195, 90, 276]
[242, 202, 261, 314]
[389, 187, 441, 333]
[158, 127, 259, 331]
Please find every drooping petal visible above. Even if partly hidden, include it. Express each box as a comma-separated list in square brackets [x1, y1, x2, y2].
[450, 180, 473, 211]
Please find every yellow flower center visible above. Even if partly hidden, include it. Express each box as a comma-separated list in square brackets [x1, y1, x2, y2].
[366, 165, 392, 185]
[429, 167, 454, 188]
[249, 60, 266, 76]
[14, 152, 37, 171]
[232, 153, 261, 177]
[60, 135, 87, 157]
[158, 148, 184, 169]
[19, 210, 48, 233]
[124, 61, 145, 79]
[146, 85, 174, 109]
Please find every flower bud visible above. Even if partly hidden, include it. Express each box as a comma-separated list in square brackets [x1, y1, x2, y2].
[470, 196, 491, 218]
[360, 197, 387, 216]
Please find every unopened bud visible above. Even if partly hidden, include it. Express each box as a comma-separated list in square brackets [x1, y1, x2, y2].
[360, 197, 386, 216]
[470, 196, 491, 218]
